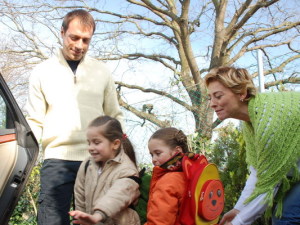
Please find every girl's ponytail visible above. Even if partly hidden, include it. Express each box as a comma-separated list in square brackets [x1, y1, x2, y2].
[121, 135, 137, 165]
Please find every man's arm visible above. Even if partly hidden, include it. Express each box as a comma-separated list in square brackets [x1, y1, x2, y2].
[25, 70, 47, 142]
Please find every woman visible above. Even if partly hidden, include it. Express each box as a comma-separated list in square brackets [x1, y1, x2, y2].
[204, 66, 300, 225]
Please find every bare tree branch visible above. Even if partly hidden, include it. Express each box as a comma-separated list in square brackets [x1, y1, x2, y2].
[252, 54, 300, 77]
[118, 97, 171, 128]
[265, 76, 300, 89]
[116, 81, 193, 111]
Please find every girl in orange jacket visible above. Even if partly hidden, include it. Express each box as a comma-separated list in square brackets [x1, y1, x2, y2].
[145, 127, 189, 225]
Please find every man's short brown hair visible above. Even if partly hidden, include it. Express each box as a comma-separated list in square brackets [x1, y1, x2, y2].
[62, 9, 95, 33]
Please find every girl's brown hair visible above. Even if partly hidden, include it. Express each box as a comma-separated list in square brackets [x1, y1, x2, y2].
[88, 116, 137, 165]
[149, 127, 189, 153]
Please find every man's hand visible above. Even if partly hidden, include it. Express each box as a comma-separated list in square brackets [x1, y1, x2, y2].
[69, 210, 102, 225]
[219, 209, 240, 225]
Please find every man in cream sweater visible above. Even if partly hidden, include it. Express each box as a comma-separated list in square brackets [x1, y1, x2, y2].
[26, 9, 124, 225]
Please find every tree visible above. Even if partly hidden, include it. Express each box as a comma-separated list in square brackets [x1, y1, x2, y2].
[0, 0, 299, 139]
[0, 35, 32, 108]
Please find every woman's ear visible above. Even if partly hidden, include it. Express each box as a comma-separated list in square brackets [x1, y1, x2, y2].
[239, 90, 247, 102]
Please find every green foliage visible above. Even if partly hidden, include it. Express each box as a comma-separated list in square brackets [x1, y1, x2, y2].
[189, 132, 212, 154]
[9, 163, 41, 225]
[138, 163, 153, 174]
[135, 168, 152, 224]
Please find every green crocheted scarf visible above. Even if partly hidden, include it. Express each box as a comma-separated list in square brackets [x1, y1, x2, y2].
[242, 91, 300, 217]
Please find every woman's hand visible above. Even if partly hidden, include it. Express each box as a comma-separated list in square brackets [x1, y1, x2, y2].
[219, 209, 240, 225]
[224, 222, 233, 225]
[69, 210, 102, 225]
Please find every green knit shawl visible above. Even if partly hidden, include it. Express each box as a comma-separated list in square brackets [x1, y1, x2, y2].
[242, 91, 300, 217]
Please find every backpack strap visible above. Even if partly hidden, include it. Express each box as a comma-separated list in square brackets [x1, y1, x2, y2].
[84, 160, 90, 174]
[128, 175, 142, 185]
[139, 167, 146, 177]
[127, 172, 142, 210]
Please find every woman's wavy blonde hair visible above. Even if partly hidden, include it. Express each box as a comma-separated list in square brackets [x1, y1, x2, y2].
[204, 66, 257, 101]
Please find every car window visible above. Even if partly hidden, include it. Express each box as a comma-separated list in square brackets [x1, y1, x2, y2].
[0, 95, 15, 132]
[0, 90, 17, 194]
[0, 95, 6, 129]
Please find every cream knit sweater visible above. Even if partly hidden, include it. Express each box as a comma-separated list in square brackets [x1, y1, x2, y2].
[26, 49, 124, 161]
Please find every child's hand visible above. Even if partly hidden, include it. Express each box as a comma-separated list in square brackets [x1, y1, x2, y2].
[69, 210, 103, 225]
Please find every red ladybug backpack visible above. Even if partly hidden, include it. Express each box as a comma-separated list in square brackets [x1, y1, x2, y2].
[179, 154, 224, 225]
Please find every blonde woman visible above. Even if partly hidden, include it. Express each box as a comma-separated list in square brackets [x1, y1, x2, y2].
[205, 66, 300, 225]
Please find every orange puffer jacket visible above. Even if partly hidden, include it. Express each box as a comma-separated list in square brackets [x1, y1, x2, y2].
[145, 166, 186, 225]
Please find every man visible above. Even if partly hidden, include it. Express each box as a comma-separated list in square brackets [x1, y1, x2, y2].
[26, 9, 124, 225]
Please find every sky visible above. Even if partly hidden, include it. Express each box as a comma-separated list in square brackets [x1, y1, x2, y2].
[1, 0, 299, 165]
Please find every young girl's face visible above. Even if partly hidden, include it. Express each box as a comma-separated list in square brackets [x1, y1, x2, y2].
[86, 126, 120, 164]
[148, 138, 181, 166]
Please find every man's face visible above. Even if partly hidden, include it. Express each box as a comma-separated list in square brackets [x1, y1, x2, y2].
[61, 18, 94, 61]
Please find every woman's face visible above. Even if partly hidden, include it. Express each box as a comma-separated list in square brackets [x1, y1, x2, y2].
[207, 80, 243, 120]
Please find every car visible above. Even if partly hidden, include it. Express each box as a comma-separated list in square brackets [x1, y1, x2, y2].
[0, 73, 39, 224]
